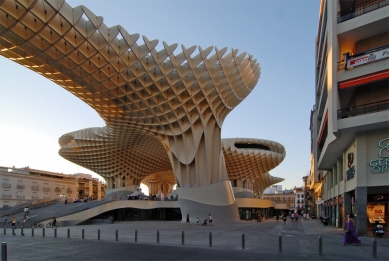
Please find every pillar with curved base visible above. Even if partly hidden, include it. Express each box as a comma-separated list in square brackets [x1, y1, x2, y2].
[176, 180, 240, 223]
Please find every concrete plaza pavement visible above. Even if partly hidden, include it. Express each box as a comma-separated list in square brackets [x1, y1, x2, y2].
[1, 217, 388, 260]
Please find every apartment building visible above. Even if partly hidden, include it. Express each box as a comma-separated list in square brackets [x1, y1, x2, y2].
[294, 187, 305, 214]
[72, 173, 106, 201]
[309, 0, 388, 236]
[1, 166, 77, 207]
[263, 186, 296, 212]
[0, 166, 106, 207]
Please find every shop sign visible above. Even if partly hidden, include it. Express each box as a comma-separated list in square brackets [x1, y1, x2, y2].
[369, 138, 389, 173]
[367, 194, 388, 202]
[346, 47, 389, 69]
[367, 204, 385, 220]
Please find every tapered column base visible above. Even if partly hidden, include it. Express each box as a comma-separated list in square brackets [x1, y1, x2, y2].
[177, 181, 240, 223]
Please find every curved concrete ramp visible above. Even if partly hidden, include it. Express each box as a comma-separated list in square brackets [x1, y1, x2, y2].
[56, 201, 179, 226]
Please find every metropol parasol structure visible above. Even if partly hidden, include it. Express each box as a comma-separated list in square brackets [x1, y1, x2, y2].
[0, 0, 286, 221]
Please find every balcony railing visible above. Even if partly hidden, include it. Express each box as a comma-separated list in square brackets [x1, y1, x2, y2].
[17, 195, 25, 199]
[3, 195, 11, 199]
[17, 185, 25, 189]
[32, 196, 39, 200]
[32, 186, 39, 191]
[43, 197, 50, 200]
[337, 99, 389, 119]
[55, 187, 61, 192]
[43, 187, 50, 192]
[67, 189, 73, 193]
[2, 183, 11, 188]
[338, 0, 389, 23]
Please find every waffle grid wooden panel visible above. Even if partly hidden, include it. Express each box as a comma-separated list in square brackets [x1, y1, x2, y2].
[0, 0, 285, 196]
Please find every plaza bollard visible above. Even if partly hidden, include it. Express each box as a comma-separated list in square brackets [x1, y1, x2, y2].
[82, 229, 84, 239]
[372, 238, 377, 259]
[21, 227, 24, 236]
[278, 234, 282, 252]
[54, 228, 57, 238]
[242, 233, 245, 249]
[116, 229, 118, 241]
[1, 242, 7, 261]
[318, 236, 322, 256]
[42, 228, 45, 237]
[209, 232, 212, 247]
[182, 231, 185, 245]
[135, 230, 138, 242]
[3, 227, 6, 235]
[157, 230, 159, 243]
[31, 228, 34, 237]
[67, 228, 70, 239]
[98, 229, 100, 240]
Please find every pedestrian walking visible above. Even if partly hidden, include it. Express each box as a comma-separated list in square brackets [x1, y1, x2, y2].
[343, 214, 361, 246]
[303, 213, 306, 220]
[11, 217, 16, 234]
[52, 217, 57, 228]
[196, 217, 200, 225]
[276, 214, 279, 222]
[208, 214, 213, 226]
[22, 215, 26, 236]
[283, 213, 287, 224]
[3, 214, 7, 227]
[290, 212, 294, 222]
[186, 213, 191, 225]
[64, 197, 68, 204]
[295, 212, 298, 221]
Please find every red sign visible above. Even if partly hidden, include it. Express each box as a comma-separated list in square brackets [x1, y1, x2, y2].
[346, 47, 389, 68]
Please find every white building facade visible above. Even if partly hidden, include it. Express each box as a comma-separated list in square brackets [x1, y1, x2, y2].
[263, 186, 296, 213]
[0, 166, 106, 207]
[310, 0, 389, 235]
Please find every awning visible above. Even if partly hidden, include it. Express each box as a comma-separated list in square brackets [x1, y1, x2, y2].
[339, 70, 389, 89]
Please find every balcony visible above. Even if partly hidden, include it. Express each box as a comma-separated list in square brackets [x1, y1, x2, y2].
[32, 186, 39, 191]
[17, 195, 25, 199]
[2, 183, 11, 188]
[55, 187, 61, 192]
[337, 99, 389, 119]
[43, 197, 50, 200]
[32, 196, 39, 200]
[3, 195, 11, 199]
[67, 188, 73, 193]
[17, 185, 25, 189]
[43, 187, 50, 192]
[338, 0, 389, 23]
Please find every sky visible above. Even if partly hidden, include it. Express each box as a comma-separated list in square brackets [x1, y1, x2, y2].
[0, 0, 320, 191]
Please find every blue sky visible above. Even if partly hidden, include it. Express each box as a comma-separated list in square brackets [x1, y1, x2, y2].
[0, 0, 320, 190]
